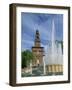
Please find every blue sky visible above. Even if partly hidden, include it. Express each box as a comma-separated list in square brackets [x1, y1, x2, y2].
[21, 12, 63, 51]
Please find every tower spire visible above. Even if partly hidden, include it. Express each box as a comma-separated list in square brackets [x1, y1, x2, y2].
[35, 30, 41, 47]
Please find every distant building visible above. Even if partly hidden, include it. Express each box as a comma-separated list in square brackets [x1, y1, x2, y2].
[32, 30, 44, 67]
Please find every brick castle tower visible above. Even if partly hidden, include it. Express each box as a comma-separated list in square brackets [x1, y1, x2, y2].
[32, 30, 44, 67]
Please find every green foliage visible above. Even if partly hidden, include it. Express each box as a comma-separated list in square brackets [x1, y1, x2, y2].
[21, 50, 35, 68]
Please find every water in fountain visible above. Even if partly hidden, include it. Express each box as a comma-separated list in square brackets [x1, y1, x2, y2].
[57, 43, 63, 65]
[43, 56, 46, 75]
[51, 19, 55, 65]
[43, 19, 63, 75]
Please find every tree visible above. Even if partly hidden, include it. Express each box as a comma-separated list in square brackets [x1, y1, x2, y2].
[22, 50, 35, 68]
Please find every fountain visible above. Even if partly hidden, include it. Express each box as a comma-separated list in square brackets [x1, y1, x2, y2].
[43, 56, 46, 75]
[51, 19, 56, 75]
[51, 19, 55, 63]
[43, 19, 63, 76]
[57, 43, 63, 65]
